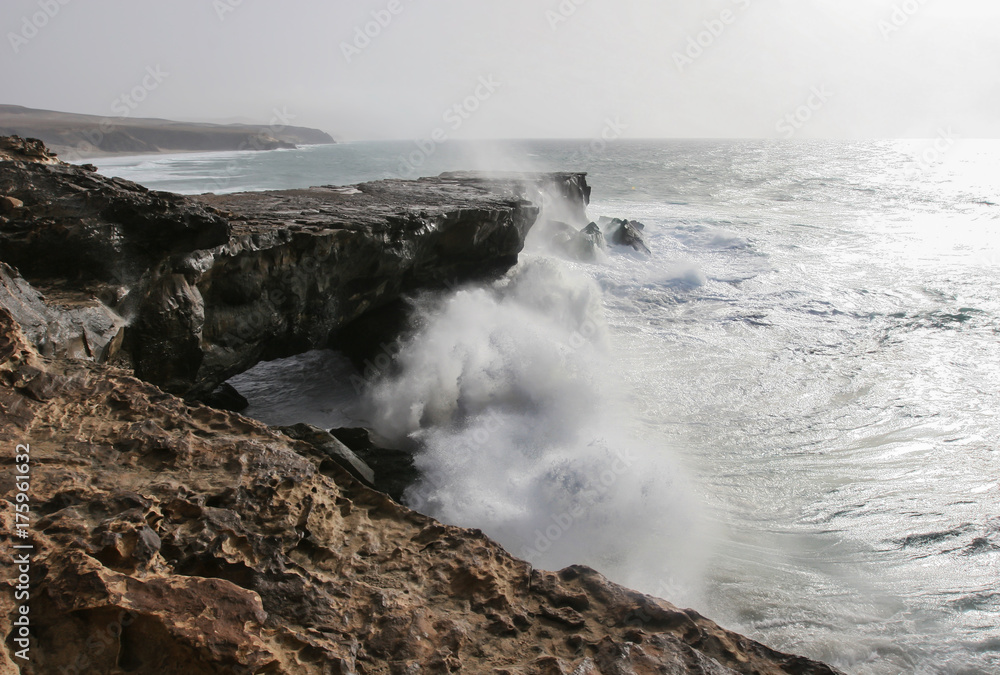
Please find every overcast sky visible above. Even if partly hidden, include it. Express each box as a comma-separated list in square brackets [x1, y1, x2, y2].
[2, 0, 996, 140]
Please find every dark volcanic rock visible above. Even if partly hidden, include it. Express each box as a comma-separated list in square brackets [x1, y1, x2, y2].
[0, 135, 230, 289]
[582, 221, 606, 249]
[549, 220, 607, 262]
[0, 309, 843, 674]
[163, 175, 549, 397]
[277, 422, 377, 486]
[198, 382, 250, 412]
[439, 171, 593, 226]
[600, 216, 651, 255]
[0, 136, 593, 397]
[331, 427, 419, 502]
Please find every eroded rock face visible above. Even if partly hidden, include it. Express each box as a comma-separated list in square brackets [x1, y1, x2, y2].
[0, 137, 594, 398]
[0, 262, 126, 362]
[0, 311, 841, 674]
[0, 137, 230, 290]
[170, 177, 545, 397]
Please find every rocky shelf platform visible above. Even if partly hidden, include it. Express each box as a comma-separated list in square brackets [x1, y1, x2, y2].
[0, 135, 589, 398]
[0, 136, 841, 674]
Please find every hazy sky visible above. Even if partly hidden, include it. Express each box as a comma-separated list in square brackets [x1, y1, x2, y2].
[2, 0, 997, 140]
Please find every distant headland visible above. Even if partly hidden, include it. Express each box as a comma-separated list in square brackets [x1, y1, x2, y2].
[0, 104, 335, 159]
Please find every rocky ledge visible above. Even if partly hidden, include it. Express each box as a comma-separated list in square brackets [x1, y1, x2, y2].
[0, 137, 841, 673]
[0, 135, 586, 398]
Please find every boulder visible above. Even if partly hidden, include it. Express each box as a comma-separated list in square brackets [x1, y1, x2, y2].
[549, 220, 606, 262]
[0, 195, 22, 214]
[330, 427, 419, 503]
[277, 422, 377, 486]
[198, 382, 250, 412]
[600, 217, 651, 255]
[582, 221, 607, 250]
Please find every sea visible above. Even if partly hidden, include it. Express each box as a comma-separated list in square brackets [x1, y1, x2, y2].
[91, 139, 1000, 674]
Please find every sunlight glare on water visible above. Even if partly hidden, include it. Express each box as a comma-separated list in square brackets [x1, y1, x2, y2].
[124, 139, 1000, 674]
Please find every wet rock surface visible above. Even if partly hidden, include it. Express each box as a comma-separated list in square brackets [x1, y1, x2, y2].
[330, 427, 419, 503]
[600, 217, 651, 255]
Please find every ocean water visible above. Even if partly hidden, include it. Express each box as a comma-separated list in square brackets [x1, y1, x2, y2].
[93, 140, 1000, 674]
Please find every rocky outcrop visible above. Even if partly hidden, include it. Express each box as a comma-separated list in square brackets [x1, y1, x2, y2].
[599, 217, 650, 255]
[0, 309, 841, 674]
[548, 220, 606, 262]
[0, 137, 841, 673]
[330, 427, 418, 503]
[173, 176, 547, 397]
[277, 423, 378, 487]
[0, 138, 593, 397]
[0, 135, 230, 292]
[0, 262, 125, 362]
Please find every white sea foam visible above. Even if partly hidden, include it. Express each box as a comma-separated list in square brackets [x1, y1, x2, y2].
[363, 256, 710, 602]
[205, 140, 1000, 674]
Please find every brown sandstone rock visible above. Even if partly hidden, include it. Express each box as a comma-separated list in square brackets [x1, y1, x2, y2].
[0, 309, 841, 674]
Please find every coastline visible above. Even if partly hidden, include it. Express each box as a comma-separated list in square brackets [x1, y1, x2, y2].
[0, 104, 336, 162]
[0, 135, 842, 673]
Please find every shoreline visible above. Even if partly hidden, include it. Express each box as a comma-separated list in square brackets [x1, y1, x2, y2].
[0, 135, 842, 674]
[0, 104, 336, 162]
[64, 142, 335, 164]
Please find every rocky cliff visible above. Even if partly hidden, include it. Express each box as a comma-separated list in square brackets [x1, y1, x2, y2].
[0, 135, 586, 398]
[0, 137, 842, 674]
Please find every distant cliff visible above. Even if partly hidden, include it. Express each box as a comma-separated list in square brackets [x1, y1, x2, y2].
[0, 105, 335, 158]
